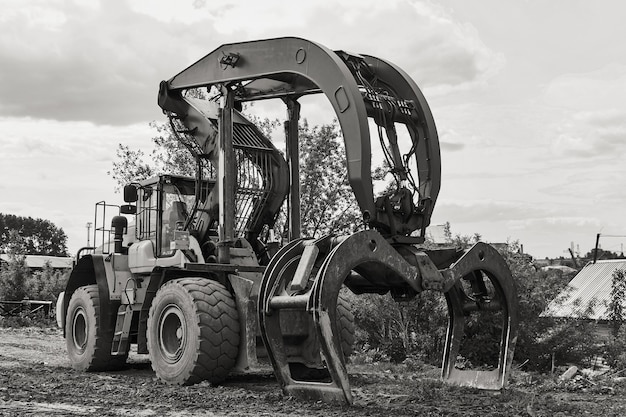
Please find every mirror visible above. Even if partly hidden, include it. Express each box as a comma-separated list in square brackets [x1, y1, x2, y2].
[123, 185, 138, 203]
[120, 204, 137, 215]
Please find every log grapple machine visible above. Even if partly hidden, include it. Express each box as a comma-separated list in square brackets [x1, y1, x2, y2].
[58, 37, 518, 404]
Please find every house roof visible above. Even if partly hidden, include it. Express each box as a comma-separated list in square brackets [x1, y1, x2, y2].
[0, 254, 73, 269]
[542, 259, 626, 320]
[541, 265, 578, 274]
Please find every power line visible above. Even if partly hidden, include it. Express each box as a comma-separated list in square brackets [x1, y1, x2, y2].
[593, 233, 626, 263]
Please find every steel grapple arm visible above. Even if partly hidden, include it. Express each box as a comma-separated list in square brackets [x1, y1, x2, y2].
[158, 36, 440, 239]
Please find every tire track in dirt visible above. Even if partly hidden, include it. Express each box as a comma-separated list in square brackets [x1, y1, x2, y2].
[2, 327, 626, 416]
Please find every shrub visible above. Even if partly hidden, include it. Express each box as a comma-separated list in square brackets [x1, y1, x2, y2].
[604, 322, 626, 370]
[345, 239, 602, 373]
[1, 252, 69, 327]
[384, 337, 407, 364]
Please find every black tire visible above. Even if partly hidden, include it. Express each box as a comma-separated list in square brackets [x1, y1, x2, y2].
[147, 278, 240, 385]
[293, 291, 355, 365]
[65, 285, 127, 371]
[337, 292, 355, 359]
[288, 292, 356, 380]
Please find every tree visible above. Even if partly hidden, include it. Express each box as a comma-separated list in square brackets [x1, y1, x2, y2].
[584, 248, 622, 260]
[347, 288, 449, 364]
[107, 144, 155, 192]
[0, 213, 68, 256]
[475, 240, 600, 370]
[608, 269, 626, 337]
[111, 114, 273, 186]
[0, 230, 31, 300]
[350, 224, 601, 371]
[0, 228, 69, 304]
[30, 262, 69, 303]
[110, 116, 360, 237]
[299, 120, 360, 237]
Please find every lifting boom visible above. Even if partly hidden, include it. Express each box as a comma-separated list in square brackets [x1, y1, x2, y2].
[158, 37, 441, 240]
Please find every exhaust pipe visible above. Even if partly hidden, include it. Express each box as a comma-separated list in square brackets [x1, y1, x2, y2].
[111, 216, 128, 254]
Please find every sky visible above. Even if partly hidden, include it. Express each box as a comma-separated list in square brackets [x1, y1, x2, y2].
[1, 0, 625, 259]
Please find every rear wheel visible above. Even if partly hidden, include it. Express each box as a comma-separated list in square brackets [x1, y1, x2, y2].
[65, 285, 127, 371]
[147, 278, 240, 385]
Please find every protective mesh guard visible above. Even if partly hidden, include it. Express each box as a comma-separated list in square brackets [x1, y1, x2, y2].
[232, 123, 277, 237]
[168, 111, 287, 240]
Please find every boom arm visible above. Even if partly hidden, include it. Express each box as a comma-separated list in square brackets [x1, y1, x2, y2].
[158, 36, 441, 237]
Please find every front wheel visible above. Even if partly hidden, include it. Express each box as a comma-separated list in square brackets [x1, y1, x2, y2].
[65, 285, 127, 371]
[147, 278, 240, 385]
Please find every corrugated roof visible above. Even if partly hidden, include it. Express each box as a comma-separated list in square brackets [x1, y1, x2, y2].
[542, 259, 626, 320]
[0, 254, 73, 269]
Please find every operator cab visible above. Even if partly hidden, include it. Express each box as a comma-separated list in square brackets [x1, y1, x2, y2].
[124, 174, 215, 259]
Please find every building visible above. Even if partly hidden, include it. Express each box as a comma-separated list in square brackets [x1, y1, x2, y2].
[0, 254, 73, 270]
[542, 259, 626, 338]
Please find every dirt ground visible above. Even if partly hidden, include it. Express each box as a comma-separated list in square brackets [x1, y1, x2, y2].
[1, 327, 626, 416]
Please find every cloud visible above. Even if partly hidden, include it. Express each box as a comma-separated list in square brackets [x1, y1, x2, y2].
[0, 0, 228, 125]
[0, 116, 153, 160]
[543, 64, 626, 111]
[542, 65, 626, 158]
[440, 141, 465, 152]
[180, 0, 506, 94]
[431, 199, 607, 257]
[0, 0, 502, 126]
[434, 199, 549, 223]
[506, 216, 601, 232]
[299, 0, 505, 92]
[549, 111, 626, 158]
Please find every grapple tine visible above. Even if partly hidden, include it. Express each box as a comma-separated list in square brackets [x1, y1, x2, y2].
[441, 283, 466, 382]
[258, 236, 353, 404]
[258, 239, 307, 389]
[440, 243, 519, 390]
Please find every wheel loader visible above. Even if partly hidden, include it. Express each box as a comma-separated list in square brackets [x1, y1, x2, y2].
[58, 37, 518, 404]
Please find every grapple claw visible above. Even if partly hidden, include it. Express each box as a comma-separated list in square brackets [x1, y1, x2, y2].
[440, 243, 519, 390]
[259, 230, 424, 404]
[259, 233, 519, 404]
[258, 236, 351, 403]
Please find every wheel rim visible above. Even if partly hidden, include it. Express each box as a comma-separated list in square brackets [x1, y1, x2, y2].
[71, 306, 88, 352]
[158, 304, 187, 363]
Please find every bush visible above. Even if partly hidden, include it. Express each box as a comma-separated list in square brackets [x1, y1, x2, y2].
[1, 258, 68, 303]
[604, 327, 626, 370]
[0, 309, 56, 328]
[346, 239, 602, 373]
[29, 263, 69, 303]
[350, 346, 390, 365]
[493, 244, 600, 371]
[0, 253, 31, 301]
[402, 355, 427, 372]
[346, 289, 448, 367]
[384, 337, 407, 364]
[1, 252, 69, 327]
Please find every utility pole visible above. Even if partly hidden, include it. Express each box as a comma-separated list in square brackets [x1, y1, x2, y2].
[593, 233, 626, 262]
[86, 222, 92, 247]
[593, 233, 601, 264]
